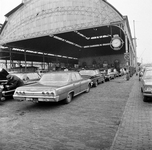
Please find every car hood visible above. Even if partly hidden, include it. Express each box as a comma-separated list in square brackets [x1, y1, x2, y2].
[143, 79, 152, 85]
[16, 82, 63, 91]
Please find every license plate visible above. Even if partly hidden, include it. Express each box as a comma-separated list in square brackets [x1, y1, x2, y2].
[26, 98, 38, 102]
[38, 98, 55, 102]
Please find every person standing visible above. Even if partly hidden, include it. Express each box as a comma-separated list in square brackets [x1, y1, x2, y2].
[5, 74, 24, 91]
[0, 69, 24, 101]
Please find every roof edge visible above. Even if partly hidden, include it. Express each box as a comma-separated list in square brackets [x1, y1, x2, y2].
[0, 3, 24, 35]
[0, 21, 7, 34]
[5, 3, 24, 18]
[104, 0, 123, 18]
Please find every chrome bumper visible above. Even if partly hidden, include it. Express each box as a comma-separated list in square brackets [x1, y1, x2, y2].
[13, 95, 60, 102]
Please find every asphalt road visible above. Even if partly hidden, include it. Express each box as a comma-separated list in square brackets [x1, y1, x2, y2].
[0, 75, 135, 150]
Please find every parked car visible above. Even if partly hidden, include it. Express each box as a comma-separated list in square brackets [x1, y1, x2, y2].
[1, 72, 41, 99]
[11, 72, 41, 84]
[100, 69, 111, 81]
[95, 69, 105, 82]
[79, 69, 105, 87]
[145, 67, 152, 71]
[13, 71, 92, 104]
[100, 69, 106, 77]
[119, 68, 126, 76]
[141, 70, 152, 102]
[113, 69, 119, 77]
[107, 68, 115, 79]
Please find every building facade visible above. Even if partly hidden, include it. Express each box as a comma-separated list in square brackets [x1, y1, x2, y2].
[0, 0, 136, 70]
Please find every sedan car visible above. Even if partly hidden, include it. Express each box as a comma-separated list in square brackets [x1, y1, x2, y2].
[141, 70, 152, 102]
[119, 68, 126, 76]
[11, 72, 41, 84]
[13, 71, 91, 104]
[107, 68, 115, 79]
[100, 69, 111, 81]
[1, 72, 41, 99]
[79, 69, 105, 87]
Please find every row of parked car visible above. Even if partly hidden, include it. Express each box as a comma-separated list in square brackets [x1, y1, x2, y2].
[0, 68, 125, 104]
[139, 66, 152, 102]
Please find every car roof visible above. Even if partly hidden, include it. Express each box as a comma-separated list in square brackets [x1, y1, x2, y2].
[46, 71, 77, 74]
[79, 69, 96, 71]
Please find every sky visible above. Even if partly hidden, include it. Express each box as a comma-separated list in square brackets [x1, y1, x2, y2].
[0, 0, 152, 64]
[108, 0, 152, 64]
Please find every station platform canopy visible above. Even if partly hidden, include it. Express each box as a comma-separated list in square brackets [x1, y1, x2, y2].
[0, 0, 129, 63]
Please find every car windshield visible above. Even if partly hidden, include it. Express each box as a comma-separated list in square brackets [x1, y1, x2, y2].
[79, 70, 96, 76]
[39, 73, 69, 85]
[144, 71, 152, 79]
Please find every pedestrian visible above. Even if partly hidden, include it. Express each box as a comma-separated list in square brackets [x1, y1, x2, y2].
[5, 74, 24, 91]
[126, 68, 130, 81]
[0, 69, 24, 101]
[0, 68, 9, 80]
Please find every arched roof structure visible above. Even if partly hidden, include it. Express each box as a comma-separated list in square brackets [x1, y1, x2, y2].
[0, 0, 134, 63]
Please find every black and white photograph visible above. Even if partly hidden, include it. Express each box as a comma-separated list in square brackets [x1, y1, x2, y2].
[0, 0, 152, 149]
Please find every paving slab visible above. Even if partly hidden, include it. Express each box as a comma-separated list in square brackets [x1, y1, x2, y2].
[110, 75, 152, 150]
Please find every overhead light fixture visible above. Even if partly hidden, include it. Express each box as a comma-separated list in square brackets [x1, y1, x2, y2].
[74, 31, 90, 40]
[53, 35, 82, 48]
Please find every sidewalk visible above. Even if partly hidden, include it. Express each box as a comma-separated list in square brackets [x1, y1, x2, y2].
[110, 75, 152, 150]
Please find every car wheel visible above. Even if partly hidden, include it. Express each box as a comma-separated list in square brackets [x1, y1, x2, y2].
[94, 81, 98, 87]
[102, 79, 105, 83]
[64, 93, 72, 104]
[86, 84, 91, 93]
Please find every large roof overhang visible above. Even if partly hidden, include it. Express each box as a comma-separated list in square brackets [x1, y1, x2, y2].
[0, 0, 126, 62]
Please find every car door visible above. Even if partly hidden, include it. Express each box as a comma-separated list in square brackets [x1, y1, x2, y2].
[71, 73, 81, 95]
[75, 72, 87, 92]
[95, 70, 102, 83]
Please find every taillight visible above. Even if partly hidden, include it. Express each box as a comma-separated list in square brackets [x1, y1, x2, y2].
[16, 91, 25, 95]
[42, 91, 55, 96]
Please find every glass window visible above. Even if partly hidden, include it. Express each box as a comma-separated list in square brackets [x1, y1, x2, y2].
[144, 71, 152, 79]
[71, 73, 77, 81]
[79, 70, 96, 76]
[39, 73, 69, 85]
[75, 72, 82, 80]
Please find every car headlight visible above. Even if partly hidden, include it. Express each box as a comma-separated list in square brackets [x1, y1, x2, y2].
[144, 86, 152, 92]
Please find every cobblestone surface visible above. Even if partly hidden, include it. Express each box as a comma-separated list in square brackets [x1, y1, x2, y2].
[110, 76, 152, 150]
[0, 75, 136, 150]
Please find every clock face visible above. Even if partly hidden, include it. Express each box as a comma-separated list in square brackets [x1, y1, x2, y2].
[111, 38, 121, 48]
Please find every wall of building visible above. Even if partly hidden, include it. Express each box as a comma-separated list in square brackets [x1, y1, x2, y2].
[79, 54, 126, 69]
